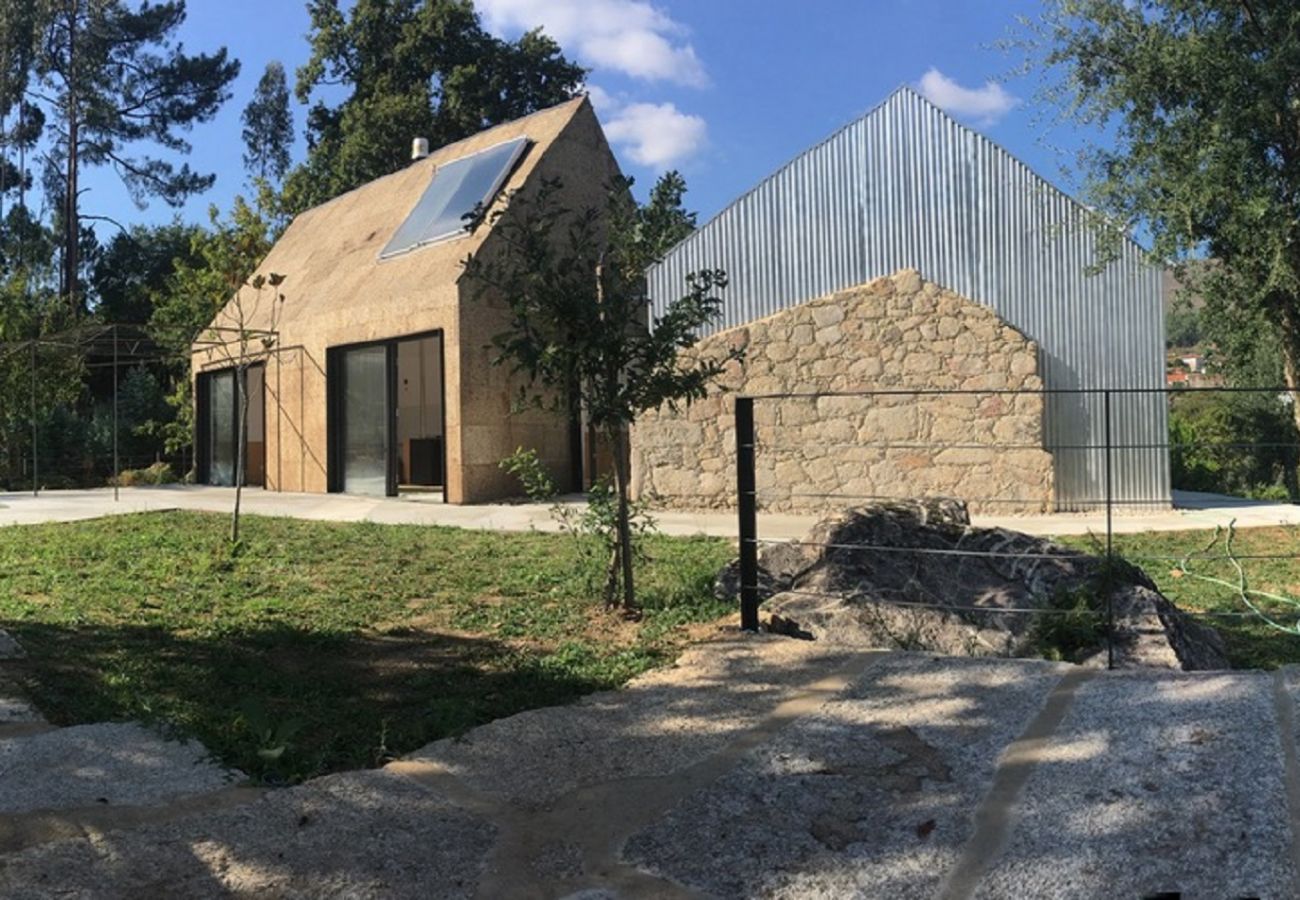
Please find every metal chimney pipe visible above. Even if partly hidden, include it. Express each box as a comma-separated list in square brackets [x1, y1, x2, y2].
[411, 137, 430, 160]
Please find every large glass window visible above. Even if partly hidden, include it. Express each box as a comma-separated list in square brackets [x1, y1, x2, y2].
[202, 366, 265, 488]
[379, 137, 528, 259]
[207, 371, 235, 486]
[341, 345, 390, 496]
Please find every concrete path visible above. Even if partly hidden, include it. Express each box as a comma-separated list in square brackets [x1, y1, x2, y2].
[3, 485, 1300, 538]
[2, 635, 1300, 898]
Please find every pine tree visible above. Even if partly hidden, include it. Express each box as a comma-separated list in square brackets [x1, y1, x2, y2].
[241, 61, 293, 186]
[24, 0, 239, 310]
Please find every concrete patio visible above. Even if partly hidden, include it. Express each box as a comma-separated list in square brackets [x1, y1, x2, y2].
[2, 485, 1300, 539]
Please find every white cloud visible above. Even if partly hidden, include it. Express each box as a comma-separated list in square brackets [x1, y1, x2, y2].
[917, 68, 1019, 126]
[478, 0, 707, 87]
[582, 83, 617, 113]
[601, 100, 707, 168]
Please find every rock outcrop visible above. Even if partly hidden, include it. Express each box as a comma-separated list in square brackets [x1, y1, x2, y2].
[717, 499, 1229, 670]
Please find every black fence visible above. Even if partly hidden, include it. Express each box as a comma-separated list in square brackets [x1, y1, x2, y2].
[733, 386, 1300, 669]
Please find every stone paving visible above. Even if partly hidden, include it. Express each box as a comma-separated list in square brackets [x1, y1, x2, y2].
[2, 632, 1300, 898]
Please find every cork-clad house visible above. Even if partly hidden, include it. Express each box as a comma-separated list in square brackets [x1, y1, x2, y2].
[192, 97, 621, 503]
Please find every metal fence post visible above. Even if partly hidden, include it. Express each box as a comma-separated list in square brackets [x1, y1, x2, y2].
[113, 326, 120, 502]
[1104, 388, 1114, 671]
[30, 341, 37, 497]
[736, 396, 760, 632]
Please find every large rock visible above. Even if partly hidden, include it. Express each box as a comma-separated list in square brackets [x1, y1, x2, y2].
[718, 499, 1229, 671]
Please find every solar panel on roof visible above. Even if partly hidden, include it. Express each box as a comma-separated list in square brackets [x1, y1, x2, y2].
[379, 137, 529, 260]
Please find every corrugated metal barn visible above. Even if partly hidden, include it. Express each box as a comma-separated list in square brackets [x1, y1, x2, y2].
[647, 86, 1169, 511]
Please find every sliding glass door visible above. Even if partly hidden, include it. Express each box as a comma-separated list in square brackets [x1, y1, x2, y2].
[339, 344, 391, 496]
[328, 332, 445, 498]
[198, 365, 265, 488]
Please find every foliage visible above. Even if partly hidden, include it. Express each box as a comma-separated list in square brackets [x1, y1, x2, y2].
[1168, 390, 1298, 500]
[0, 277, 82, 489]
[196, 269, 287, 542]
[0, 511, 733, 781]
[499, 446, 657, 602]
[284, 0, 584, 211]
[241, 61, 293, 186]
[10, 0, 238, 305]
[1022, 1, 1300, 434]
[148, 195, 278, 456]
[1058, 526, 1300, 670]
[1029, 582, 1108, 663]
[565, 477, 658, 602]
[499, 445, 558, 503]
[112, 460, 177, 486]
[88, 222, 203, 324]
[466, 173, 736, 611]
[1165, 303, 1202, 350]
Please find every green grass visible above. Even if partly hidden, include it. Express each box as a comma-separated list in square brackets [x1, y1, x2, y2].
[1057, 526, 1300, 670]
[0, 511, 733, 782]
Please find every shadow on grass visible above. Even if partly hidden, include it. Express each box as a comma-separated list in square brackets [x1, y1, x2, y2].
[4, 620, 633, 783]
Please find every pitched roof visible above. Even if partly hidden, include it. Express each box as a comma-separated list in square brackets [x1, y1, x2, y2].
[206, 96, 592, 335]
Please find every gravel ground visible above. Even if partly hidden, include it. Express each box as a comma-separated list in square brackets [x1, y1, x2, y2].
[1, 636, 1298, 898]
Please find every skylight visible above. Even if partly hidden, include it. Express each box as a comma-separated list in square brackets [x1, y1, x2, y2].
[379, 137, 529, 260]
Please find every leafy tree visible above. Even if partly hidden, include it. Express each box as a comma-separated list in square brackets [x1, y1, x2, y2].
[1023, 1, 1300, 431]
[285, 0, 584, 211]
[241, 61, 293, 186]
[1169, 389, 1297, 500]
[0, 0, 45, 279]
[88, 222, 202, 323]
[0, 275, 82, 489]
[149, 194, 276, 458]
[1165, 304, 1202, 350]
[20, 0, 239, 309]
[465, 173, 738, 613]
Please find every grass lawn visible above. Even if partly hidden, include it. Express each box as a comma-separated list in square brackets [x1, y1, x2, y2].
[1057, 526, 1300, 670]
[0, 511, 734, 783]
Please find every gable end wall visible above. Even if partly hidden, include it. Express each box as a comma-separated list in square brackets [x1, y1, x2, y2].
[631, 269, 1054, 514]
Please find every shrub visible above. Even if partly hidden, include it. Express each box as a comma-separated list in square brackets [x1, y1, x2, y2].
[499, 446, 558, 502]
[499, 446, 657, 607]
[113, 461, 178, 487]
[1168, 390, 1297, 499]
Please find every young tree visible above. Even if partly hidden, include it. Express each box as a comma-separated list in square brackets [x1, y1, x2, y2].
[464, 173, 739, 613]
[1023, 1, 1300, 425]
[196, 269, 284, 544]
[150, 195, 276, 462]
[23, 0, 239, 309]
[241, 61, 293, 186]
[285, 0, 584, 211]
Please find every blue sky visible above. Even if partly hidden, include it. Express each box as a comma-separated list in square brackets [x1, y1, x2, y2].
[78, 0, 1083, 233]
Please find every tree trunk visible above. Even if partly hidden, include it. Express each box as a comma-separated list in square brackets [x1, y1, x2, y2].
[1281, 305, 1300, 436]
[232, 366, 247, 544]
[63, 0, 80, 311]
[610, 425, 636, 613]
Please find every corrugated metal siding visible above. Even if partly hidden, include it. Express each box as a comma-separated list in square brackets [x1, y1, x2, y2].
[647, 87, 1169, 511]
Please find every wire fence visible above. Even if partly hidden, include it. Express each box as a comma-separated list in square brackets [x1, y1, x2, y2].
[734, 386, 1300, 668]
[0, 323, 191, 495]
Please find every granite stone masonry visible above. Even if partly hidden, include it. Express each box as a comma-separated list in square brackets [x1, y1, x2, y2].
[631, 270, 1054, 514]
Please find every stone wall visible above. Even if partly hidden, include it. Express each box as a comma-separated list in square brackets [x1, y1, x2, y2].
[630, 269, 1054, 514]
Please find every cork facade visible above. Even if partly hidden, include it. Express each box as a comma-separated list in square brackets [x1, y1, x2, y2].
[191, 97, 621, 504]
[631, 270, 1055, 514]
